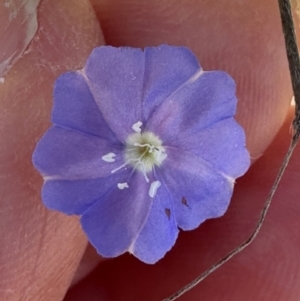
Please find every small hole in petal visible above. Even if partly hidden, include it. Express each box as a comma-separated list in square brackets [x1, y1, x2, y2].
[182, 197, 189, 207]
[165, 208, 171, 219]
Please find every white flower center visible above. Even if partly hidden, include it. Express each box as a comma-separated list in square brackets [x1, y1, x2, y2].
[104, 122, 167, 194]
[124, 131, 167, 177]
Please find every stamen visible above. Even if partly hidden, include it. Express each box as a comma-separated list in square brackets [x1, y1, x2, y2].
[132, 121, 143, 133]
[154, 147, 167, 162]
[102, 152, 116, 163]
[111, 162, 128, 173]
[141, 167, 150, 183]
[117, 182, 129, 190]
[111, 146, 150, 174]
[131, 148, 150, 182]
[149, 180, 161, 198]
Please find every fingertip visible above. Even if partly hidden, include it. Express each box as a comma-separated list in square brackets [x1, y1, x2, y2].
[91, 0, 292, 158]
[0, 0, 104, 300]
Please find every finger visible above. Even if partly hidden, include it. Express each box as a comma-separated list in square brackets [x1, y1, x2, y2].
[64, 0, 296, 299]
[71, 243, 105, 287]
[65, 107, 300, 301]
[0, 0, 103, 300]
[90, 0, 292, 158]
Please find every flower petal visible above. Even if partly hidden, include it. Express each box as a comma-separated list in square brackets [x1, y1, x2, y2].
[146, 71, 237, 143]
[142, 45, 200, 121]
[42, 169, 129, 215]
[173, 118, 250, 178]
[82, 46, 145, 141]
[32, 126, 123, 180]
[160, 147, 234, 230]
[52, 71, 118, 142]
[131, 183, 179, 264]
[80, 172, 152, 258]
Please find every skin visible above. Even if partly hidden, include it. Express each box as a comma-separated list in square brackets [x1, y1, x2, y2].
[0, 0, 299, 300]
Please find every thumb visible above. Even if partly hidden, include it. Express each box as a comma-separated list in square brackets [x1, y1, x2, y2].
[0, 0, 103, 300]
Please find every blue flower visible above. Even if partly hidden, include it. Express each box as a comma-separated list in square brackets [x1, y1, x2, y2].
[32, 45, 250, 264]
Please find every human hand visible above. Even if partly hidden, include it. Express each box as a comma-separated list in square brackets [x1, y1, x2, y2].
[0, 0, 298, 300]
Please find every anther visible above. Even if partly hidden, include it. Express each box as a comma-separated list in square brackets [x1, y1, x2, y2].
[117, 182, 129, 190]
[102, 152, 116, 163]
[149, 180, 161, 198]
[132, 121, 143, 133]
